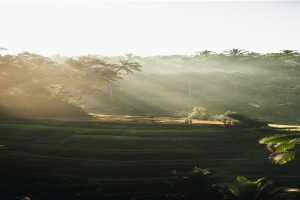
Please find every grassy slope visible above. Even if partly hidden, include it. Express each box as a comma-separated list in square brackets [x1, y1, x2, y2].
[0, 119, 300, 199]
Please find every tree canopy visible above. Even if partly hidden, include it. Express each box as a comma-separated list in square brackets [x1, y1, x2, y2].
[1, 48, 300, 121]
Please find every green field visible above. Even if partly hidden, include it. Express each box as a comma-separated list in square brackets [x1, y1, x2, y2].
[0, 119, 300, 199]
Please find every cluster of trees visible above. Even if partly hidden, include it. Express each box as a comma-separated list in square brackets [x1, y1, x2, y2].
[0, 49, 142, 104]
[116, 49, 300, 123]
[1, 47, 300, 123]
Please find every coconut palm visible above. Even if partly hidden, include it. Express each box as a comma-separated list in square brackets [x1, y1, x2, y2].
[116, 59, 142, 75]
[220, 176, 299, 200]
[0, 47, 7, 56]
[223, 49, 248, 57]
[124, 53, 134, 61]
[195, 50, 214, 57]
[259, 133, 300, 164]
[64, 56, 122, 102]
[280, 49, 299, 56]
[64, 55, 142, 102]
[116, 58, 142, 95]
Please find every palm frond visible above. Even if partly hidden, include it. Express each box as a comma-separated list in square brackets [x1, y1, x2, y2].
[270, 151, 296, 164]
[274, 142, 296, 153]
[220, 176, 265, 200]
[266, 143, 280, 153]
[259, 133, 300, 144]
[257, 180, 273, 197]
[268, 187, 300, 199]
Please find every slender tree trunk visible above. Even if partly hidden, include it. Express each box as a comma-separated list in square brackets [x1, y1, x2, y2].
[234, 83, 239, 102]
[55, 84, 66, 101]
[76, 87, 85, 104]
[146, 90, 149, 101]
[67, 87, 77, 102]
[146, 72, 150, 101]
[120, 81, 123, 94]
[109, 86, 113, 101]
[189, 78, 191, 101]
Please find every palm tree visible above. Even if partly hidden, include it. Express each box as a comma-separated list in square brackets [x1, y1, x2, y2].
[116, 58, 142, 95]
[65, 56, 121, 102]
[280, 49, 299, 56]
[246, 52, 261, 56]
[0, 47, 7, 53]
[124, 53, 134, 61]
[115, 60, 142, 75]
[64, 56, 142, 102]
[220, 176, 299, 200]
[259, 133, 300, 164]
[195, 50, 214, 57]
[223, 49, 248, 57]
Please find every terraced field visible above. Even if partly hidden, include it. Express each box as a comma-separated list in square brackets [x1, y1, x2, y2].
[0, 117, 300, 199]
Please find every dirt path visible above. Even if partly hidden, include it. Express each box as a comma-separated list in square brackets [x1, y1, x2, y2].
[89, 114, 223, 125]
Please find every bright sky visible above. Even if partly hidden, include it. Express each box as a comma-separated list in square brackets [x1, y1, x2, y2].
[1, 1, 300, 57]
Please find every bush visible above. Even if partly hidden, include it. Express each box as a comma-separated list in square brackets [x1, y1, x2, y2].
[188, 107, 211, 120]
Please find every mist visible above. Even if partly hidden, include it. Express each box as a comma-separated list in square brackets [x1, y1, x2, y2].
[1, 50, 293, 123]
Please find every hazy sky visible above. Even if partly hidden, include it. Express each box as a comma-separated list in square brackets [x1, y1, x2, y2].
[1, 1, 300, 57]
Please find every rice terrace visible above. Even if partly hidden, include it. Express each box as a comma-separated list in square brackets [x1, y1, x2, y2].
[1, 108, 300, 199]
[2, 49, 300, 199]
[1, 2, 300, 197]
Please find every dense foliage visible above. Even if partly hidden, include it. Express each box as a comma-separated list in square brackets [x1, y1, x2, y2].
[259, 133, 300, 164]
[0, 50, 142, 104]
[1, 48, 300, 124]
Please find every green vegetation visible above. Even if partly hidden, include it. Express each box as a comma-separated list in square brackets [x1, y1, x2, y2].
[1, 49, 300, 124]
[166, 166, 225, 199]
[219, 176, 299, 200]
[2, 48, 300, 198]
[259, 133, 300, 164]
[188, 107, 211, 120]
[1, 120, 300, 199]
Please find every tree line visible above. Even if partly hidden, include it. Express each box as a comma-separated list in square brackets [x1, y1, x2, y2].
[0, 49, 142, 104]
[1, 48, 300, 123]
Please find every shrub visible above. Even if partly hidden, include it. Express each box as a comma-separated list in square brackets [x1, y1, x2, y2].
[188, 107, 211, 120]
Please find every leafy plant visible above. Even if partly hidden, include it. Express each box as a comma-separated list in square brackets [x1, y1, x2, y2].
[219, 176, 300, 200]
[166, 166, 225, 199]
[259, 133, 300, 164]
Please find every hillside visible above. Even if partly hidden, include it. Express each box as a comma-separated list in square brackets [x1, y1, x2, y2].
[0, 96, 89, 119]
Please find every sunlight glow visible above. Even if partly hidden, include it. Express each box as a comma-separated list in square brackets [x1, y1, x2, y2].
[1, 1, 300, 57]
